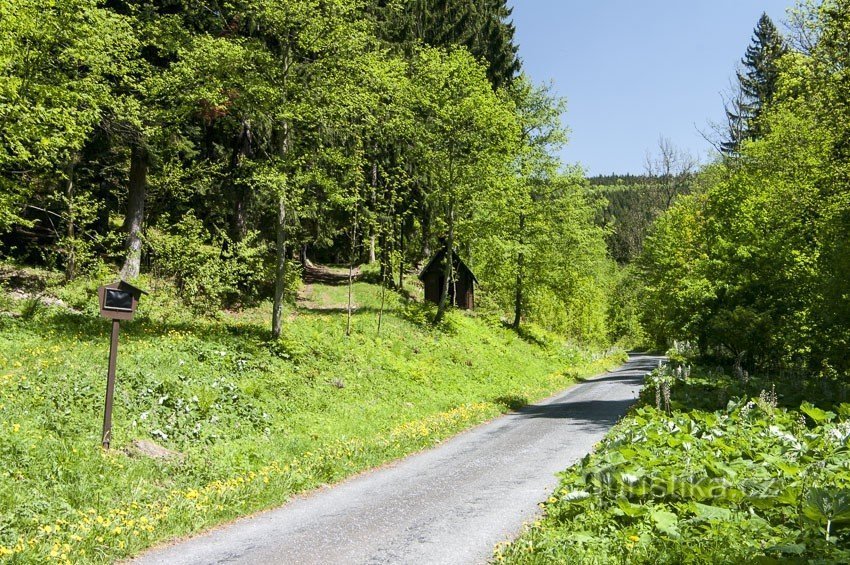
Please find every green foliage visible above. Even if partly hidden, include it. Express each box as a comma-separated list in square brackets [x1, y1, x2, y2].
[19, 295, 43, 321]
[146, 215, 275, 312]
[0, 277, 623, 562]
[638, 2, 850, 372]
[606, 265, 646, 347]
[0, 0, 132, 165]
[474, 171, 613, 344]
[0, 0, 135, 230]
[496, 365, 850, 563]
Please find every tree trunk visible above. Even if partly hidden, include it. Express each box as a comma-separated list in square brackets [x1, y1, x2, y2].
[346, 211, 358, 337]
[512, 214, 525, 329]
[433, 198, 454, 324]
[512, 252, 524, 329]
[120, 144, 147, 279]
[398, 219, 405, 290]
[368, 159, 378, 263]
[421, 205, 431, 259]
[230, 119, 253, 243]
[272, 119, 291, 340]
[271, 195, 288, 340]
[299, 243, 311, 268]
[377, 267, 386, 335]
[64, 161, 76, 282]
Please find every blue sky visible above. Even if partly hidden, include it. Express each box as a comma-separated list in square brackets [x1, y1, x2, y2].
[508, 1, 792, 175]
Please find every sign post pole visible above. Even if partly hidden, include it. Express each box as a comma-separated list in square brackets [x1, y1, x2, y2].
[101, 319, 121, 449]
[96, 280, 146, 450]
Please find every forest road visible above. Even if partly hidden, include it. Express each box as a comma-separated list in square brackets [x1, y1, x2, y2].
[132, 353, 662, 565]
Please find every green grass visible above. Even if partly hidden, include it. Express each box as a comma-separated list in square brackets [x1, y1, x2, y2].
[0, 270, 624, 563]
[495, 365, 850, 564]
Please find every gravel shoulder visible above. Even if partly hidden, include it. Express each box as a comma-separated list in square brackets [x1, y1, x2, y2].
[132, 354, 661, 565]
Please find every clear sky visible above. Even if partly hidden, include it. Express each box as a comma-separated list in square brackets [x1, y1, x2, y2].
[508, 1, 793, 175]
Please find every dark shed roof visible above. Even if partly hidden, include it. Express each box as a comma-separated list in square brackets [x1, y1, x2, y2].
[418, 248, 478, 284]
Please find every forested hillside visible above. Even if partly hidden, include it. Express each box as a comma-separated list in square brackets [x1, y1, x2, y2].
[639, 2, 850, 375]
[5, 0, 850, 562]
[0, 0, 618, 341]
[497, 5, 850, 562]
[0, 2, 635, 561]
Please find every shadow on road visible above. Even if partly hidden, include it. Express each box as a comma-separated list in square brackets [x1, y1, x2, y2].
[510, 355, 664, 426]
[579, 373, 646, 385]
[514, 398, 638, 427]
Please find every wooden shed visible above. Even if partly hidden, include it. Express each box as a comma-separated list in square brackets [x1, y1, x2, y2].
[419, 248, 477, 310]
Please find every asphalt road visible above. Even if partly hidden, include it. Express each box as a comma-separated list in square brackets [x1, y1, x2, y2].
[132, 354, 662, 565]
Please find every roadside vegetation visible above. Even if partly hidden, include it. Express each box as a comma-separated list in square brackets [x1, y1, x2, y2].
[0, 270, 624, 563]
[638, 2, 850, 376]
[495, 360, 850, 564]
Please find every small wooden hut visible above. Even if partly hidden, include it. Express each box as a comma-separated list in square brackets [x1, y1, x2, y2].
[419, 248, 477, 310]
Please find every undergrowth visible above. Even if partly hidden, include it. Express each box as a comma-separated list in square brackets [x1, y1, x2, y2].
[496, 365, 850, 564]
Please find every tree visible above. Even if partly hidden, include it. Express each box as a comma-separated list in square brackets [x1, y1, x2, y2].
[374, 0, 521, 88]
[475, 170, 611, 342]
[407, 47, 517, 323]
[722, 13, 788, 154]
[503, 78, 567, 329]
[0, 0, 134, 252]
[644, 137, 696, 211]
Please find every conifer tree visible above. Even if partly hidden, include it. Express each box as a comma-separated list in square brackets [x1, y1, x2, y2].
[722, 13, 788, 154]
[375, 0, 520, 88]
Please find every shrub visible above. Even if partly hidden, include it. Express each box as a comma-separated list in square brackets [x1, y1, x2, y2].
[146, 214, 271, 312]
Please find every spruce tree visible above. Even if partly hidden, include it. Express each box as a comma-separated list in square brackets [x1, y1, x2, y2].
[467, 0, 521, 88]
[374, 0, 520, 88]
[722, 13, 788, 154]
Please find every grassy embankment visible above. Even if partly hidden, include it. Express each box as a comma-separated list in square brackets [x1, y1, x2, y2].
[0, 266, 625, 563]
[495, 361, 850, 564]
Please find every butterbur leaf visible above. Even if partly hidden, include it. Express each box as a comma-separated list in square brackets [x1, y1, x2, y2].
[765, 543, 806, 555]
[687, 482, 718, 502]
[616, 498, 647, 517]
[562, 490, 591, 502]
[692, 502, 733, 521]
[650, 507, 679, 536]
[774, 461, 802, 476]
[803, 488, 850, 524]
[800, 402, 836, 424]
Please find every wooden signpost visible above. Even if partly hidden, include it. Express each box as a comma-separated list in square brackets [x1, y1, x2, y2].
[97, 281, 146, 449]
